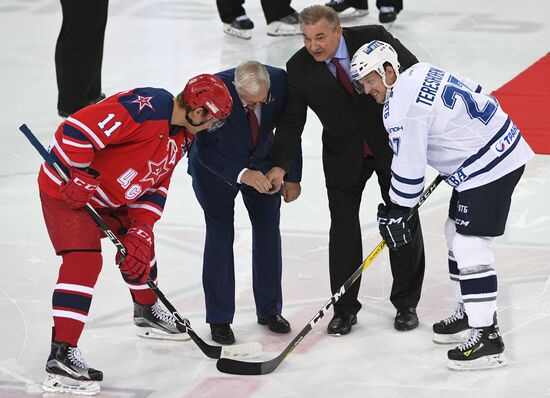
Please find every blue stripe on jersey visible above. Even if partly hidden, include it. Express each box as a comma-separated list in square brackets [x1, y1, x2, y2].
[50, 150, 70, 177]
[460, 118, 511, 169]
[53, 292, 92, 312]
[390, 183, 424, 200]
[391, 171, 425, 185]
[467, 132, 522, 181]
[475, 85, 482, 93]
[136, 191, 167, 207]
[63, 124, 98, 151]
[446, 118, 522, 188]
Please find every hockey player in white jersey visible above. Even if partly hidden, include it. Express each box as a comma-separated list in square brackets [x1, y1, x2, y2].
[350, 40, 534, 370]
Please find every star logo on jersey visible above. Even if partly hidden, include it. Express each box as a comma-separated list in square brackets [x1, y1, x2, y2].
[140, 157, 170, 185]
[131, 95, 155, 113]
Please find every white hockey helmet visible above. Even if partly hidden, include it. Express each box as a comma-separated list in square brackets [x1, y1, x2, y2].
[350, 40, 400, 93]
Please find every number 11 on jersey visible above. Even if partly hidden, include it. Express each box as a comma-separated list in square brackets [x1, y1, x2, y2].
[98, 113, 122, 137]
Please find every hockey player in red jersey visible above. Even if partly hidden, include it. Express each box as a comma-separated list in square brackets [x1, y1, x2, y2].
[38, 74, 232, 395]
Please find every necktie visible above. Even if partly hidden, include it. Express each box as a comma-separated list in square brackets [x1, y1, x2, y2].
[330, 57, 373, 157]
[246, 107, 260, 150]
[330, 57, 355, 96]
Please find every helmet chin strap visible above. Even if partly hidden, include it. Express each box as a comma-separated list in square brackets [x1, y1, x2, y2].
[381, 70, 399, 102]
[185, 112, 207, 128]
[185, 110, 225, 133]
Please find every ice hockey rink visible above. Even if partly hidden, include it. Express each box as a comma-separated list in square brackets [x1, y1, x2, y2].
[1, 0, 549, 396]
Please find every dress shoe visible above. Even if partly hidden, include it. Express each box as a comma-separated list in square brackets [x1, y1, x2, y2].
[257, 315, 291, 333]
[327, 313, 357, 336]
[394, 307, 419, 331]
[210, 323, 235, 345]
[379, 6, 398, 23]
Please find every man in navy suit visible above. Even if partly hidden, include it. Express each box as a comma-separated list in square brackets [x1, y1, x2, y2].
[188, 61, 302, 345]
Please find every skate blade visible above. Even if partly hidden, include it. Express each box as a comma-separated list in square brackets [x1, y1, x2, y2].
[447, 353, 507, 370]
[220, 341, 263, 359]
[267, 31, 301, 37]
[432, 329, 471, 344]
[42, 374, 100, 396]
[338, 8, 369, 19]
[223, 26, 252, 40]
[266, 22, 301, 37]
[136, 325, 191, 341]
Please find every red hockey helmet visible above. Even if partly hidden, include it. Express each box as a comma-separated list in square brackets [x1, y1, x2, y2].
[183, 74, 233, 121]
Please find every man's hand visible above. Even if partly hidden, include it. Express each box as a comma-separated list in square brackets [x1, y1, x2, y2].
[241, 170, 272, 193]
[59, 167, 101, 209]
[282, 182, 301, 203]
[116, 222, 153, 283]
[266, 167, 286, 194]
[377, 204, 412, 250]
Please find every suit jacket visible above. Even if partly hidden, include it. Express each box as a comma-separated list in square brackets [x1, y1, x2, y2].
[188, 65, 302, 184]
[272, 25, 418, 189]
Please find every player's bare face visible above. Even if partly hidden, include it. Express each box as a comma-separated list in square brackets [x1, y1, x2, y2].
[302, 20, 342, 62]
[358, 71, 387, 104]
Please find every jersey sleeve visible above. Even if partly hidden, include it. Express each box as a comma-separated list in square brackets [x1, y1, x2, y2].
[386, 115, 430, 208]
[64, 88, 173, 149]
[50, 88, 173, 178]
[51, 92, 143, 178]
[47, 123, 97, 183]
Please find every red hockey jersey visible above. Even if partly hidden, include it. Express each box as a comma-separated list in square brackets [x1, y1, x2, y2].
[38, 87, 194, 226]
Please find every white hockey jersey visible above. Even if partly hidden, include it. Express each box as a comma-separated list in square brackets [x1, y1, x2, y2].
[383, 62, 534, 208]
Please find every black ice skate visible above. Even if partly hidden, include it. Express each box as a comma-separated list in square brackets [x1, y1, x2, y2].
[42, 341, 102, 395]
[325, 0, 369, 19]
[223, 15, 254, 40]
[432, 303, 471, 344]
[447, 324, 507, 370]
[378, 6, 398, 23]
[133, 300, 190, 341]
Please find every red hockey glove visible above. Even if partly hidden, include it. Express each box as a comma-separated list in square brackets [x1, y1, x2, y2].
[59, 167, 101, 209]
[117, 222, 153, 283]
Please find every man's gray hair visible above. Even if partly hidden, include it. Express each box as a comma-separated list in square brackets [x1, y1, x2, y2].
[234, 60, 270, 95]
[300, 5, 340, 28]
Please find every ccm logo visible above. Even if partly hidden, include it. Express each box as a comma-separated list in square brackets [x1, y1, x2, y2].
[73, 177, 98, 191]
[127, 227, 152, 245]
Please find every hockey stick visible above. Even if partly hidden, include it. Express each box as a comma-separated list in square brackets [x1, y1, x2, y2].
[216, 174, 444, 375]
[19, 123, 261, 360]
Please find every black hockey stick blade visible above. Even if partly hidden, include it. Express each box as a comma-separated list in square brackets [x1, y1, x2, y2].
[215, 242, 386, 375]
[217, 175, 444, 375]
[19, 123, 261, 360]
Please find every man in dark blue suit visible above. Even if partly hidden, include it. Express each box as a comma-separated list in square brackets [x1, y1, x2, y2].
[188, 61, 302, 345]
